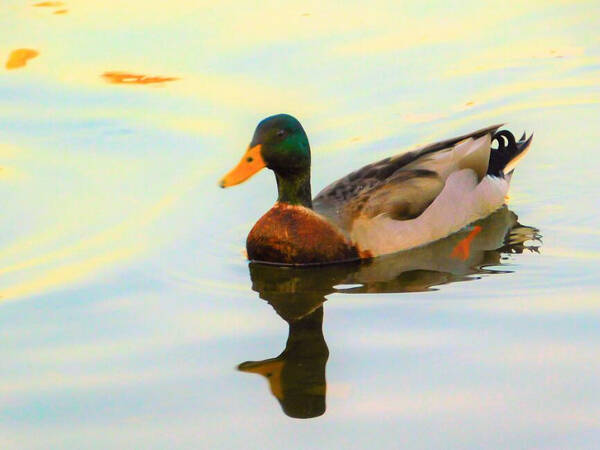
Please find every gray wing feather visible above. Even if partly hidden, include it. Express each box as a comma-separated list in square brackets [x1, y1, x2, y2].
[313, 124, 502, 230]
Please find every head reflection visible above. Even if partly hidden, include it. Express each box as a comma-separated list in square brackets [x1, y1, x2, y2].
[238, 206, 540, 419]
[239, 307, 328, 419]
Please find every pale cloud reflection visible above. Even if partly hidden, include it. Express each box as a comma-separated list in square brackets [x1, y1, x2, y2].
[348, 329, 466, 350]
[3, 311, 275, 369]
[338, 389, 600, 429]
[470, 291, 600, 314]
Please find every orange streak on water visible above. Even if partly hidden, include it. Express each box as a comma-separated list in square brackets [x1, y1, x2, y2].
[33, 1, 64, 6]
[5, 49, 39, 70]
[451, 225, 483, 261]
[102, 71, 179, 85]
[53, 9, 68, 14]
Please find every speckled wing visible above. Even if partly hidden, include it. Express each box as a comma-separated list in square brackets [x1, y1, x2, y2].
[313, 124, 502, 232]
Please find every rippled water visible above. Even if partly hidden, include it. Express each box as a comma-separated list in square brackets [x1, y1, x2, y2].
[1, 1, 599, 448]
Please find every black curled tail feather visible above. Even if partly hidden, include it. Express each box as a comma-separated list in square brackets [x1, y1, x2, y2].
[487, 130, 533, 177]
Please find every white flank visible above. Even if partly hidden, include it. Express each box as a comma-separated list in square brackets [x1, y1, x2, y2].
[350, 169, 510, 256]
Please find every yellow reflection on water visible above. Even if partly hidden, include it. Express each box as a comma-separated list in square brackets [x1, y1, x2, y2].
[5, 49, 39, 70]
[443, 43, 586, 78]
[0, 148, 215, 301]
[33, 1, 64, 6]
[32, 1, 67, 15]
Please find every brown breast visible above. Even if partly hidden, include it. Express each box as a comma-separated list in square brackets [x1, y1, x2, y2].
[246, 203, 360, 265]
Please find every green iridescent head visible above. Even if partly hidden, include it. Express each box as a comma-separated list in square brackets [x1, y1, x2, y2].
[220, 114, 313, 206]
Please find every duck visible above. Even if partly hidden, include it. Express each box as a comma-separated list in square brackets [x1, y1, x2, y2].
[219, 114, 532, 266]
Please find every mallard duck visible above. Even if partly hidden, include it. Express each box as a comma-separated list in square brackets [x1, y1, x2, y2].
[220, 114, 532, 265]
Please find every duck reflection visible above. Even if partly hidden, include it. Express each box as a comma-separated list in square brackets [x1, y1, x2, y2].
[238, 206, 540, 418]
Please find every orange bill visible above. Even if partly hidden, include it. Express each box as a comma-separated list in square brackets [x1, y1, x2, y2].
[238, 359, 284, 400]
[219, 144, 266, 188]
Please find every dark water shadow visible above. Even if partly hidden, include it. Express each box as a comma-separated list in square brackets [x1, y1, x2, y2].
[238, 206, 540, 419]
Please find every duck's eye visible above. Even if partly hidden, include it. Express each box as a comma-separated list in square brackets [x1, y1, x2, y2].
[276, 129, 286, 137]
[246, 157, 253, 162]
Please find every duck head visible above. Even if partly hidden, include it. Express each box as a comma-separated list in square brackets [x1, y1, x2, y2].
[219, 114, 312, 206]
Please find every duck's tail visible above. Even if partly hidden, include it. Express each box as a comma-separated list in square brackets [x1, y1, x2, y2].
[487, 130, 533, 177]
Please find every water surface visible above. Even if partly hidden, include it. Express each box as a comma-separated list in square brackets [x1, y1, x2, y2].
[1, 1, 599, 448]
